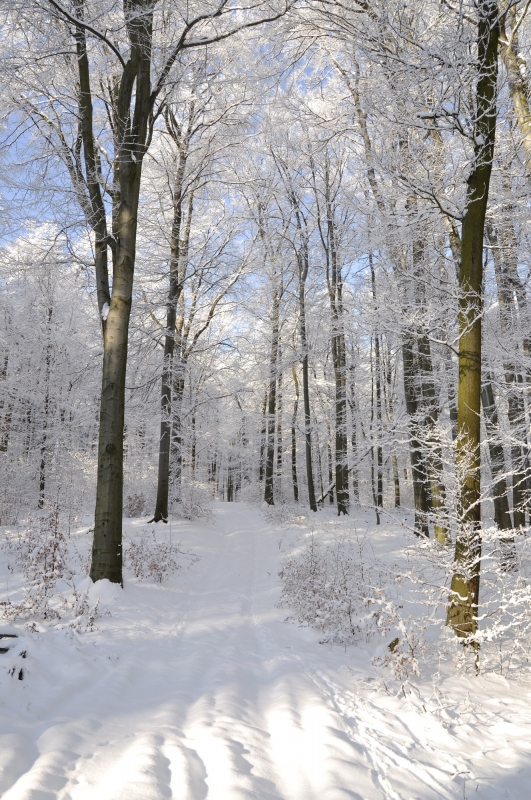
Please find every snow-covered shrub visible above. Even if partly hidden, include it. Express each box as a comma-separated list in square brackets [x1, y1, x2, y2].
[263, 500, 305, 527]
[279, 531, 396, 645]
[172, 482, 213, 521]
[461, 525, 531, 674]
[1, 503, 69, 620]
[64, 590, 103, 632]
[123, 491, 148, 518]
[125, 528, 184, 583]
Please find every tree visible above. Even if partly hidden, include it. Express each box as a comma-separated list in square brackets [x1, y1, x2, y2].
[9, 0, 290, 583]
[447, 0, 499, 643]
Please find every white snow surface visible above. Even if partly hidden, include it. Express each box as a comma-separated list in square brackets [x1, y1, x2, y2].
[1, 502, 531, 799]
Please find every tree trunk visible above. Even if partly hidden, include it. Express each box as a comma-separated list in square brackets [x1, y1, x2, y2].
[89, 1, 155, 584]
[150, 138, 191, 522]
[151, 115, 191, 522]
[327, 424, 334, 505]
[402, 334, 430, 536]
[373, 335, 383, 510]
[370, 256, 383, 512]
[486, 221, 528, 527]
[409, 199, 448, 543]
[348, 365, 360, 504]
[170, 359, 187, 501]
[291, 365, 299, 502]
[324, 168, 349, 516]
[499, 3, 531, 175]
[38, 307, 53, 509]
[447, 0, 499, 642]
[391, 455, 400, 508]
[0, 404, 12, 454]
[315, 425, 325, 504]
[91, 173, 143, 583]
[276, 339, 283, 498]
[264, 279, 281, 506]
[73, 1, 111, 325]
[296, 229, 317, 512]
[302, 351, 316, 511]
[481, 376, 517, 569]
[259, 391, 267, 484]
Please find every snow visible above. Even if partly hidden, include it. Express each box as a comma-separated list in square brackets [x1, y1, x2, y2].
[101, 303, 110, 321]
[1, 502, 531, 798]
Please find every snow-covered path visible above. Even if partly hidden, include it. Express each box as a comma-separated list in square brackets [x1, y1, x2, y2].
[2, 503, 531, 798]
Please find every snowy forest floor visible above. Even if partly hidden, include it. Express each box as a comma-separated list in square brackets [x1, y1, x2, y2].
[1, 501, 531, 799]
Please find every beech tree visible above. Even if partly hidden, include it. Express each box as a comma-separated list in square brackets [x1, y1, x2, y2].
[5, 0, 290, 583]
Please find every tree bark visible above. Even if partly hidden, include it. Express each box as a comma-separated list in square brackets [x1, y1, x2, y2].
[73, 0, 111, 325]
[38, 307, 53, 509]
[291, 365, 299, 502]
[276, 338, 283, 498]
[499, 2, 531, 175]
[151, 112, 191, 522]
[90, 0, 154, 584]
[402, 333, 430, 537]
[348, 366, 360, 505]
[286, 185, 317, 512]
[481, 376, 517, 569]
[486, 221, 529, 527]
[264, 278, 281, 506]
[447, 0, 499, 642]
[327, 423, 335, 505]
[259, 391, 267, 484]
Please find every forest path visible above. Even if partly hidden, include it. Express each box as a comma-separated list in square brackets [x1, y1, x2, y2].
[1, 503, 528, 799]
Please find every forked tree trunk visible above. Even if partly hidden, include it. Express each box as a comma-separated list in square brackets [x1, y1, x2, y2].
[69, 0, 282, 583]
[447, 0, 499, 642]
[85, 0, 154, 584]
